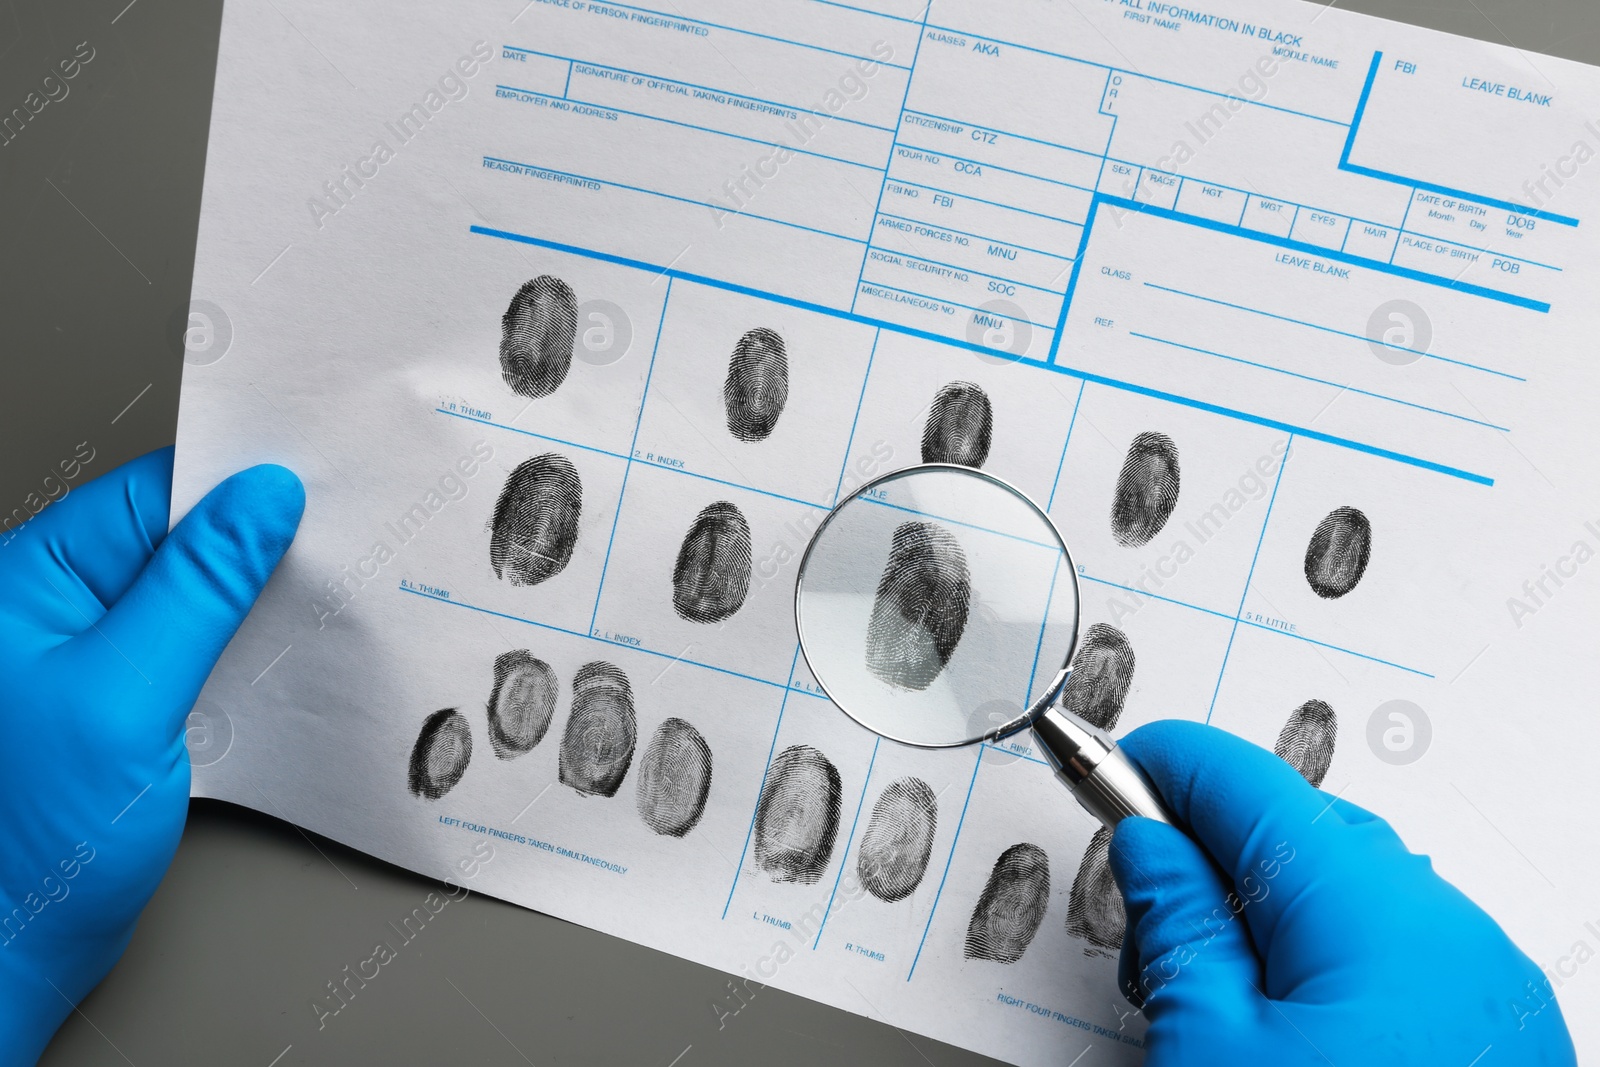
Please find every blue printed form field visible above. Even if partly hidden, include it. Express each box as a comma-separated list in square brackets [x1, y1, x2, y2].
[174, 2, 1600, 1065]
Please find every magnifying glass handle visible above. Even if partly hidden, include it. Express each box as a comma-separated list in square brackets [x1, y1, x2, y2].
[1032, 706, 1173, 828]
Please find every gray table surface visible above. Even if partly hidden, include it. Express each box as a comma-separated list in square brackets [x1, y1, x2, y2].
[2, 1, 1593, 1063]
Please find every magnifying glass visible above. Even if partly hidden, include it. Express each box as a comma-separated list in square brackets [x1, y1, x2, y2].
[794, 464, 1171, 828]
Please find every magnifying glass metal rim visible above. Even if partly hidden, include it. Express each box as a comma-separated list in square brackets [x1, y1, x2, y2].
[793, 461, 1083, 751]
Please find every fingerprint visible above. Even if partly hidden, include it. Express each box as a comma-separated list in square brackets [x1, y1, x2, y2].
[1275, 699, 1337, 788]
[1304, 506, 1372, 599]
[490, 454, 582, 587]
[671, 501, 752, 624]
[964, 843, 1051, 963]
[558, 662, 637, 797]
[1065, 827, 1124, 958]
[855, 777, 938, 903]
[500, 275, 578, 399]
[635, 718, 713, 837]
[486, 650, 558, 759]
[753, 745, 841, 885]
[921, 381, 993, 468]
[865, 522, 971, 691]
[1060, 623, 1135, 730]
[724, 327, 789, 442]
[408, 709, 472, 800]
[1110, 432, 1180, 548]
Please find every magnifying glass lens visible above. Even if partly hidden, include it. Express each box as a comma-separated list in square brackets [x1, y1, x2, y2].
[795, 466, 1080, 748]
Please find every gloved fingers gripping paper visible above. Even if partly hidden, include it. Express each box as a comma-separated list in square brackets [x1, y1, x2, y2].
[175, 1, 1600, 1063]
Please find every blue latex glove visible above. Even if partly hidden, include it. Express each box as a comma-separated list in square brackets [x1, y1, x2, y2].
[0, 447, 302, 1063]
[1109, 720, 1577, 1065]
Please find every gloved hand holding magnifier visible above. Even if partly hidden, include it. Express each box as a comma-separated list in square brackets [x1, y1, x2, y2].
[794, 462, 1170, 828]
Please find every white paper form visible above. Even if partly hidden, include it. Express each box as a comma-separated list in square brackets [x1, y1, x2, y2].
[176, 0, 1600, 1060]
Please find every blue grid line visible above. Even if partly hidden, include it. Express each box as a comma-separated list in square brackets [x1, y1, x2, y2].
[850, 1, 930, 311]
[1205, 435, 1292, 723]
[861, 495, 1063, 551]
[1046, 379, 1086, 511]
[907, 745, 984, 981]
[494, 85, 885, 171]
[591, 277, 671, 633]
[810, 0, 921, 21]
[869, 247, 1064, 296]
[894, 141, 1099, 196]
[1129, 331, 1512, 432]
[982, 743, 1050, 767]
[438, 408, 831, 510]
[483, 156, 867, 246]
[812, 736, 880, 949]
[831, 330, 880, 505]
[1078, 573, 1432, 675]
[1078, 573, 1236, 622]
[1022, 552, 1066, 704]
[723, 646, 804, 920]
[902, 108, 1104, 162]
[637, 459, 831, 510]
[875, 212, 1076, 263]
[1142, 282, 1525, 381]
[436, 409, 627, 460]
[858, 279, 1037, 324]
[399, 586, 791, 691]
[889, 177, 1090, 228]
[560, 2, 913, 70]
[468, 224, 1497, 485]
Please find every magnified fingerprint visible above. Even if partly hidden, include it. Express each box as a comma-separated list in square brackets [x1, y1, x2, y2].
[1275, 699, 1337, 788]
[500, 275, 578, 399]
[1065, 827, 1124, 958]
[856, 777, 938, 903]
[558, 662, 637, 797]
[1060, 623, 1135, 730]
[865, 522, 971, 691]
[671, 501, 752, 623]
[486, 650, 558, 759]
[636, 718, 713, 837]
[1304, 506, 1372, 599]
[490, 454, 582, 586]
[753, 745, 841, 884]
[965, 843, 1051, 963]
[921, 381, 993, 468]
[1110, 432, 1181, 548]
[408, 709, 472, 800]
[724, 327, 789, 442]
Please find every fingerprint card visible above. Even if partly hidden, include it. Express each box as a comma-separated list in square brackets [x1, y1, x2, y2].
[174, 1, 1600, 1062]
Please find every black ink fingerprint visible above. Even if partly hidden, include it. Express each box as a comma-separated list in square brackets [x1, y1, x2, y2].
[865, 522, 971, 691]
[486, 650, 558, 759]
[1304, 506, 1372, 599]
[724, 327, 789, 442]
[558, 662, 637, 797]
[753, 745, 841, 885]
[1065, 827, 1124, 958]
[1060, 623, 1135, 730]
[1110, 432, 1181, 548]
[921, 381, 993, 468]
[856, 777, 938, 903]
[500, 275, 578, 399]
[408, 709, 472, 800]
[965, 843, 1051, 963]
[490, 454, 582, 587]
[671, 501, 752, 623]
[1275, 699, 1337, 788]
[636, 718, 713, 837]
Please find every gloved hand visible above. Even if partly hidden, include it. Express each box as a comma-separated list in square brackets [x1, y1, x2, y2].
[0, 447, 302, 1064]
[1108, 720, 1576, 1065]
